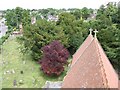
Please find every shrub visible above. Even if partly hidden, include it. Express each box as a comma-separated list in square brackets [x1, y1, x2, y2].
[39, 40, 69, 76]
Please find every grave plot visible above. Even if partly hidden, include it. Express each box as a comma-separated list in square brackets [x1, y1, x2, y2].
[1, 36, 66, 88]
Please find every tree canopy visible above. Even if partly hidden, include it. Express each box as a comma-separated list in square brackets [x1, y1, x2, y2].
[5, 2, 120, 76]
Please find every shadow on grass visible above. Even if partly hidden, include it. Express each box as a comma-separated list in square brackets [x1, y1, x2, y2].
[39, 70, 67, 82]
[38, 64, 70, 82]
[38, 58, 72, 81]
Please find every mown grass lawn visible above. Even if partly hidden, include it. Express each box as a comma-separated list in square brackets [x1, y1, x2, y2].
[1, 35, 69, 88]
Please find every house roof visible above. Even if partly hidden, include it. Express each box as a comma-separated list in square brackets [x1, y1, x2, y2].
[62, 36, 118, 88]
[72, 33, 93, 66]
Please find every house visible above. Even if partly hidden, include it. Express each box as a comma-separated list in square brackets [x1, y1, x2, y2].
[86, 10, 97, 21]
[19, 23, 23, 33]
[62, 29, 118, 88]
[0, 12, 2, 17]
[47, 15, 58, 22]
[40, 15, 44, 19]
[31, 17, 36, 24]
[0, 18, 8, 38]
[12, 23, 23, 35]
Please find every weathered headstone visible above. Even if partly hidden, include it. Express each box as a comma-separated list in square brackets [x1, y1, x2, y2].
[13, 79, 17, 87]
[23, 60, 26, 64]
[11, 69, 15, 74]
[6, 70, 10, 74]
[32, 77, 36, 84]
[4, 71, 6, 75]
[19, 80, 24, 85]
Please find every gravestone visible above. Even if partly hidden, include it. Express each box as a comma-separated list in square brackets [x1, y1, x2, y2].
[19, 80, 24, 85]
[4, 71, 6, 75]
[11, 69, 15, 74]
[13, 79, 17, 87]
[32, 78, 35, 84]
[23, 61, 26, 64]
[32, 77, 36, 84]
[6, 70, 10, 74]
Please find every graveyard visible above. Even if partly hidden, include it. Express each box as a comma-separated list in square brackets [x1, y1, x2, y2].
[1, 35, 67, 88]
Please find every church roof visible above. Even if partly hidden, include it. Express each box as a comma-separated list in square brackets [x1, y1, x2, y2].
[62, 35, 118, 88]
[72, 34, 93, 66]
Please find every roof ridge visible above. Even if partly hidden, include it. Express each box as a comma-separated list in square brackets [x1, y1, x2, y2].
[69, 38, 94, 71]
[94, 38, 109, 88]
[71, 34, 94, 66]
[73, 34, 93, 56]
[77, 34, 93, 49]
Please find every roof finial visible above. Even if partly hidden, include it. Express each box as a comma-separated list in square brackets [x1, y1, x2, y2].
[89, 28, 93, 35]
[94, 29, 98, 38]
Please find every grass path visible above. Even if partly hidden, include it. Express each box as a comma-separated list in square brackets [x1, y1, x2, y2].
[0, 36, 66, 88]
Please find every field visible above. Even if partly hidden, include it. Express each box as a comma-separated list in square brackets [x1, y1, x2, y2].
[0, 35, 68, 88]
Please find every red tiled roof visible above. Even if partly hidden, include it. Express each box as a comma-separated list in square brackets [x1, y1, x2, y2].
[95, 38, 118, 88]
[118, 80, 120, 90]
[72, 34, 93, 66]
[62, 37, 118, 88]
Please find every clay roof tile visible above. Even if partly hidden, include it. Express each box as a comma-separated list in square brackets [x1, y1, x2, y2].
[62, 37, 118, 88]
[72, 34, 93, 66]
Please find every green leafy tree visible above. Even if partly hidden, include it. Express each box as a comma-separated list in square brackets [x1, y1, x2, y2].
[21, 19, 69, 60]
[56, 12, 87, 54]
[81, 7, 92, 19]
[5, 7, 31, 30]
[21, 9, 31, 26]
[15, 7, 23, 28]
[5, 9, 17, 28]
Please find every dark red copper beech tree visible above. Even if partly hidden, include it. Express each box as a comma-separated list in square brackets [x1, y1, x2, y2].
[39, 40, 69, 76]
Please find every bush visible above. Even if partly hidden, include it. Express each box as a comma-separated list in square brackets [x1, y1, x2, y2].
[39, 40, 69, 76]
